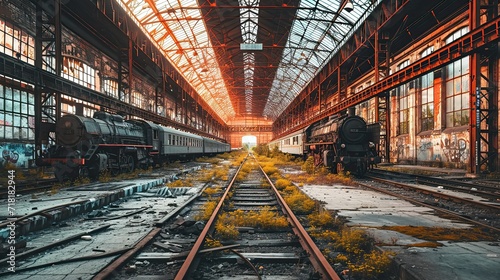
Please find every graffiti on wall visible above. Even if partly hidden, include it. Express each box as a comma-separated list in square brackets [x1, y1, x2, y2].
[417, 138, 434, 161]
[441, 136, 468, 163]
[0, 143, 34, 168]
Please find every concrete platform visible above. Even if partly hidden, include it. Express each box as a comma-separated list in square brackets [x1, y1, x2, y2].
[301, 183, 500, 280]
[0, 166, 202, 241]
[0, 166, 206, 280]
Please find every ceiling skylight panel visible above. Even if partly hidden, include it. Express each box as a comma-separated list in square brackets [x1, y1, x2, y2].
[118, 0, 234, 122]
[263, 1, 378, 120]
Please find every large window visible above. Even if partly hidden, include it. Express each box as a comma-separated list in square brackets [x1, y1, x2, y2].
[131, 90, 143, 108]
[445, 27, 469, 127]
[103, 78, 119, 99]
[420, 73, 434, 131]
[420, 47, 434, 131]
[0, 85, 35, 140]
[397, 60, 410, 135]
[62, 57, 96, 90]
[0, 19, 35, 65]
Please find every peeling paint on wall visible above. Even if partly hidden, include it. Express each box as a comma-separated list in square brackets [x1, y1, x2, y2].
[417, 137, 433, 161]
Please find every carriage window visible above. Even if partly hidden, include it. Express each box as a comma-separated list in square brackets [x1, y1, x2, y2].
[153, 130, 158, 140]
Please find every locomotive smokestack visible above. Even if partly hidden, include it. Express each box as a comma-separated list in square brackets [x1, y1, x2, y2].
[347, 107, 356, 117]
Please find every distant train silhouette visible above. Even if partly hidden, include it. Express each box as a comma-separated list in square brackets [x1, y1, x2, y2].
[270, 108, 380, 175]
[40, 112, 230, 181]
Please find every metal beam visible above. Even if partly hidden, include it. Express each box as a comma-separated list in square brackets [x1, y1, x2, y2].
[274, 15, 500, 139]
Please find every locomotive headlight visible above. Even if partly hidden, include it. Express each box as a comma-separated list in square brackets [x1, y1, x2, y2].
[340, 143, 346, 149]
[369, 142, 375, 148]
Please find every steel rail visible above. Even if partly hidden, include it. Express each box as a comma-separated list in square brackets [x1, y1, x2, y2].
[174, 157, 245, 279]
[362, 176, 500, 233]
[256, 157, 340, 280]
[365, 175, 500, 212]
[93, 172, 217, 279]
[92, 227, 161, 280]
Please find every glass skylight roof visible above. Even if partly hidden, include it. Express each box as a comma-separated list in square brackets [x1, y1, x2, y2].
[264, 0, 381, 119]
[118, 0, 380, 122]
[118, 0, 235, 121]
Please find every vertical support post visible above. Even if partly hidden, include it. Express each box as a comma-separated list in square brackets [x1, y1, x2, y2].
[469, 0, 480, 174]
[35, 0, 61, 163]
[374, 30, 380, 122]
[35, 4, 43, 163]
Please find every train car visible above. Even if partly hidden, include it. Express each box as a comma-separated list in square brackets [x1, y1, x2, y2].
[202, 137, 230, 154]
[42, 112, 152, 181]
[269, 108, 380, 175]
[159, 126, 204, 159]
[273, 129, 305, 156]
[41, 112, 230, 181]
[306, 108, 380, 175]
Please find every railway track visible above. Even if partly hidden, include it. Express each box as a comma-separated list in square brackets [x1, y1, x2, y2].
[370, 169, 500, 200]
[0, 161, 211, 279]
[103, 155, 339, 279]
[0, 178, 59, 199]
[0, 153, 345, 279]
[360, 172, 500, 232]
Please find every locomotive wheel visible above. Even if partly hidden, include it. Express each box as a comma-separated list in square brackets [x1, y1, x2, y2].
[127, 155, 135, 172]
[111, 167, 120, 176]
[357, 162, 367, 176]
[79, 167, 90, 178]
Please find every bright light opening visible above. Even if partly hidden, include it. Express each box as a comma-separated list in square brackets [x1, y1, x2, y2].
[242, 135, 257, 150]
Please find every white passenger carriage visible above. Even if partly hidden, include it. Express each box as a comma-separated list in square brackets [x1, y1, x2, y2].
[269, 129, 305, 156]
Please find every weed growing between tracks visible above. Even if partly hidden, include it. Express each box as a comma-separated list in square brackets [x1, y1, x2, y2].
[309, 217, 395, 279]
[252, 147, 395, 279]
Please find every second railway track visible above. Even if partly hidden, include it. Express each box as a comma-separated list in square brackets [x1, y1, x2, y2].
[361, 171, 500, 232]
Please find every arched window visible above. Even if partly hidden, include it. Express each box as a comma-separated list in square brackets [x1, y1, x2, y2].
[131, 90, 144, 108]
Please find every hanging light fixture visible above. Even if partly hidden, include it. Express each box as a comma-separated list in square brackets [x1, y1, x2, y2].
[345, 0, 354, 12]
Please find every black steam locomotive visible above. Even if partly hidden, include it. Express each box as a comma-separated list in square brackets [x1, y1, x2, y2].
[40, 112, 230, 181]
[269, 108, 380, 175]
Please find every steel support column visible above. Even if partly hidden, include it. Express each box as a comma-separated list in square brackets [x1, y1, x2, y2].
[469, 0, 498, 174]
[35, 0, 62, 164]
[118, 38, 133, 108]
[375, 30, 390, 162]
